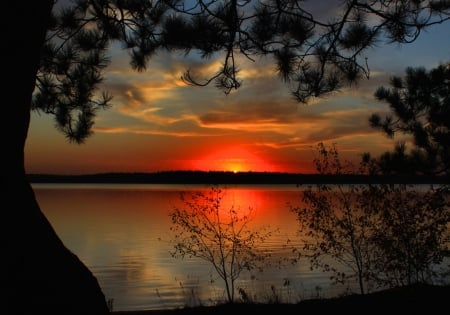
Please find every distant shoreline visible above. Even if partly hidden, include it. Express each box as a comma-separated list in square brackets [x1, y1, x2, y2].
[27, 171, 448, 185]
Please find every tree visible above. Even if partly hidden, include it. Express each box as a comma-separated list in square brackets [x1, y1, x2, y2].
[2, 2, 110, 314]
[3, 0, 449, 313]
[368, 63, 450, 177]
[365, 62, 450, 286]
[364, 182, 450, 287]
[289, 143, 450, 295]
[169, 185, 275, 304]
[288, 143, 380, 295]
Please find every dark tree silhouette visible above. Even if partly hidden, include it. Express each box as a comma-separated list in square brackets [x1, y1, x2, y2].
[2, 1, 449, 313]
[2, 2, 109, 315]
[289, 143, 450, 295]
[368, 63, 450, 176]
[169, 186, 275, 303]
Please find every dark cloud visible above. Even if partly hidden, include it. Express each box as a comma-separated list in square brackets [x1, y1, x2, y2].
[198, 99, 300, 125]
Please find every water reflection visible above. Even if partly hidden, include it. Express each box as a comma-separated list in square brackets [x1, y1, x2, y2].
[34, 184, 341, 311]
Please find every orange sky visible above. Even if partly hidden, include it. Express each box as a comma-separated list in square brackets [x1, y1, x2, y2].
[25, 16, 450, 175]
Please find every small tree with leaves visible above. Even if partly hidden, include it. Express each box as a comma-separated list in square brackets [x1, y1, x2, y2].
[169, 185, 275, 304]
[289, 143, 450, 295]
[289, 143, 380, 295]
[363, 182, 450, 287]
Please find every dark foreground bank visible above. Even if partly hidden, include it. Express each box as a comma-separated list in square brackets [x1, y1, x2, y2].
[113, 283, 450, 314]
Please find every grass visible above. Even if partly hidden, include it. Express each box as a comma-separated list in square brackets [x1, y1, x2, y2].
[111, 283, 450, 314]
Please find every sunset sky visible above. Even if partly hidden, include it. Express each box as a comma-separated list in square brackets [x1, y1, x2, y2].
[25, 4, 450, 175]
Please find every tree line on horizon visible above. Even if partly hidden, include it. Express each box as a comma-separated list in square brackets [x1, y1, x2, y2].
[27, 170, 447, 185]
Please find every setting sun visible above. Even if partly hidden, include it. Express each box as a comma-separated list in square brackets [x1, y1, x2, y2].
[191, 147, 276, 173]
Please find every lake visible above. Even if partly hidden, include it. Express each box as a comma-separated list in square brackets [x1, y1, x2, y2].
[33, 183, 355, 312]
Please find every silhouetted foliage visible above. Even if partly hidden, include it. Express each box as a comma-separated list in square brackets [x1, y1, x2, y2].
[368, 63, 450, 176]
[289, 143, 450, 294]
[33, 1, 113, 144]
[6, 1, 450, 311]
[169, 185, 276, 303]
[3, 2, 110, 313]
[35, 0, 450, 142]
[362, 183, 450, 287]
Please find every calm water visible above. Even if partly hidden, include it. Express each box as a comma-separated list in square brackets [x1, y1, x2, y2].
[33, 183, 350, 311]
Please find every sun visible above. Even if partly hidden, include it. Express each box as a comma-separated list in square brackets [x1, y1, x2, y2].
[221, 157, 247, 173]
[191, 146, 275, 172]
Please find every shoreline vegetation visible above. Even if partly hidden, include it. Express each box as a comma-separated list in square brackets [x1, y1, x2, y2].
[112, 283, 450, 314]
[28, 170, 447, 185]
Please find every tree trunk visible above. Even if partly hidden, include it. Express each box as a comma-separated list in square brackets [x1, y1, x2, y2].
[1, 2, 109, 314]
